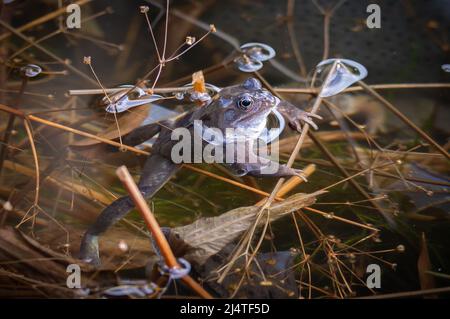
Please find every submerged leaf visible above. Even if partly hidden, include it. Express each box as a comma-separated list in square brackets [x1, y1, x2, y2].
[173, 191, 324, 265]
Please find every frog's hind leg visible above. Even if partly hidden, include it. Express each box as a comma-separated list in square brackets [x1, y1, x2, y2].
[79, 154, 181, 265]
[121, 121, 166, 146]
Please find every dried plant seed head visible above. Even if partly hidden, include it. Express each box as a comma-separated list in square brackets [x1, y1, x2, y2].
[185, 36, 196, 45]
[140, 6, 149, 13]
[347, 253, 356, 264]
[83, 56, 91, 65]
[3, 201, 13, 211]
[426, 20, 439, 29]
[325, 212, 335, 219]
[396, 245, 405, 253]
[209, 24, 217, 32]
[118, 240, 129, 252]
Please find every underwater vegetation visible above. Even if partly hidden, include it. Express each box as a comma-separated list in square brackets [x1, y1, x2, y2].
[0, 0, 449, 299]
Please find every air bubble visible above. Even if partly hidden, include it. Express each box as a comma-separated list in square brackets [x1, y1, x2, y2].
[315, 59, 368, 97]
[175, 92, 184, 100]
[104, 85, 163, 113]
[442, 64, 450, 72]
[20, 64, 42, 77]
[240, 42, 276, 62]
[234, 55, 263, 72]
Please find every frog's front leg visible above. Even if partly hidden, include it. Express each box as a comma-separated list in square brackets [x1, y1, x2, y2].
[227, 159, 308, 181]
[277, 100, 322, 132]
[79, 154, 181, 265]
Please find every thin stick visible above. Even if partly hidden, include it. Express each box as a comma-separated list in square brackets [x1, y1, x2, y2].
[275, 83, 450, 94]
[0, 20, 97, 86]
[255, 164, 315, 206]
[70, 82, 450, 96]
[23, 120, 40, 207]
[115, 166, 212, 299]
[0, 76, 27, 176]
[286, 0, 307, 76]
[358, 80, 449, 160]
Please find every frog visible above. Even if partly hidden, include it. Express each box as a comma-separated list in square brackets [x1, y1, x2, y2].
[79, 77, 321, 265]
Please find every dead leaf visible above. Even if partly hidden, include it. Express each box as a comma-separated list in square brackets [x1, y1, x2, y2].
[173, 191, 324, 265]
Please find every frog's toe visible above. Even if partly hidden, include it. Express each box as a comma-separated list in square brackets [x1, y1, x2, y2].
[305, 112, 323, 120]
[289, 120, 303, 132]
[300, 116, 319, 130]
[293, 169, 308, 182]
[79, 234, 101, 266]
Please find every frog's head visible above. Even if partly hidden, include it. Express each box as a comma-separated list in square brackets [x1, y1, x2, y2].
[208, 78, 279, 139]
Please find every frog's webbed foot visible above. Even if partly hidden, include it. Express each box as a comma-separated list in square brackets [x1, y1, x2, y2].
[277, 101, 322, 132]
[79, 154, 181, 266]
[290, 111, 322, 131]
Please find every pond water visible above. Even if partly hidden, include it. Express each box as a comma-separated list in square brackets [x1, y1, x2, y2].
[0, 0, 449, 298]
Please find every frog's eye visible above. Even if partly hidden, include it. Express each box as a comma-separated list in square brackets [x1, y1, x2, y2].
[237, 95, 254, 111]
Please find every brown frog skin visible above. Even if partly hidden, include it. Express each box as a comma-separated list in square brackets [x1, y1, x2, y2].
[79, 78, 320, 265]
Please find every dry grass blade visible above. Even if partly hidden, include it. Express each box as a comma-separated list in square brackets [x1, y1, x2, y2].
[115, 165, 213, 299]
[418, 232, 437, 298]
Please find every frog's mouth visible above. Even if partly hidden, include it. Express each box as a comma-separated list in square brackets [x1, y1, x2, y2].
[193, 107, 285, 146]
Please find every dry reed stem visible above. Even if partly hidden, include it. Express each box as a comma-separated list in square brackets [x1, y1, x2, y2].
[255, 164, 316, 206]
[116, 165, 213, 299]
[275, 83, 450, 94]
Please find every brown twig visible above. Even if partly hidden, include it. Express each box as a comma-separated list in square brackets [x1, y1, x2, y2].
[115, 165, 212, 299]
[275, 82, 450, 94]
